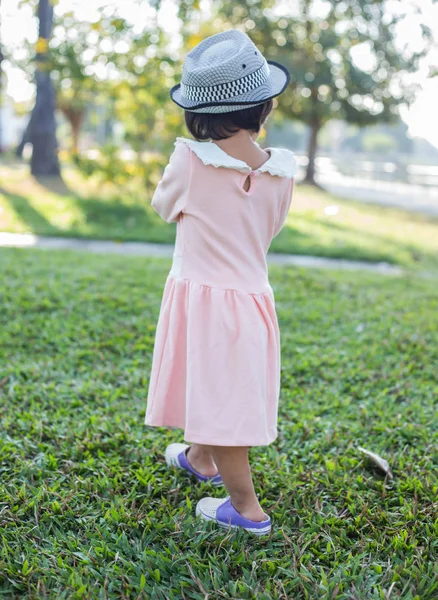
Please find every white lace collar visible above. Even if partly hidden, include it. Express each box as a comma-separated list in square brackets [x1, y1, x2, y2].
[175, 136, 297, 178]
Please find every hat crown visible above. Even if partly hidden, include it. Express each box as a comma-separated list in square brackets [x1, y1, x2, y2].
[170, 28, 290, 113]
[182, 29, 267, 87]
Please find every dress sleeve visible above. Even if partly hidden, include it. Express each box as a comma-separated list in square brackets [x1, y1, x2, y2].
[151, 140, 191, 223]
[273, 177, 294, 237]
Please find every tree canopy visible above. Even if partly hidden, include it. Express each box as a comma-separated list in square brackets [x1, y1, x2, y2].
[208, 0, 435, 181]
[10, 0, 437, 183]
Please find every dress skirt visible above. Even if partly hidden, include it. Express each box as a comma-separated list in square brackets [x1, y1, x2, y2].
[145, 275, 281, 446]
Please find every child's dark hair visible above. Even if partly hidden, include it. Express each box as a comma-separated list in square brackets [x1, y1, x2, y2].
[185, 100, 273, 141]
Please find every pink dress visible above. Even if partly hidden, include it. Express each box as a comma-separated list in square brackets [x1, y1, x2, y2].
[145, 136, 296, 446]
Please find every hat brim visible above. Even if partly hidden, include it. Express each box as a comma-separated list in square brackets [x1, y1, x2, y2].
[170, 60, 290, 113]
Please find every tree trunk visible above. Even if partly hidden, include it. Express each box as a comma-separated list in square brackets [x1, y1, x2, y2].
[0, 13, 4, 154]
[60, 105, 84, 154]
[71, 119, 80, 155]
[29, 0, 60, 176]
[304, 119, 320, 185]
[16, 120, 32, 158]
[304, 85, 322, 186]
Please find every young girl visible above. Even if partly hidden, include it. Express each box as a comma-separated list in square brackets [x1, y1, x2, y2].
[145, 29, 296, 535]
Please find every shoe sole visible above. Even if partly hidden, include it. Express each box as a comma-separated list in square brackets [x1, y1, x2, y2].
[195, 506, 271, 536]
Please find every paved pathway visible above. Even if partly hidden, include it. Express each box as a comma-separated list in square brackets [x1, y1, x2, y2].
[320, 175, 438, 217]
[0, 232, 403, 275]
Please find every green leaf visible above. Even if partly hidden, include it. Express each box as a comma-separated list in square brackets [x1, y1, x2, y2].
[140, 573, 146, 589]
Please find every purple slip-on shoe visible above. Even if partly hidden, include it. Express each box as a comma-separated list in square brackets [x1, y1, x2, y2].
[165, 443, 223, 486]
[196, 496, 272, 535]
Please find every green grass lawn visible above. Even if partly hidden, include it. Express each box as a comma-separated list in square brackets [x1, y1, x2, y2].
[1, 162, 438, 268]
[1, 248, 437, 599]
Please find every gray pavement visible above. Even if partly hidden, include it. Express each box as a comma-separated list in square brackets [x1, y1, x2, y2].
[0, 232, 403, 275]
[320, 175, 438, 216]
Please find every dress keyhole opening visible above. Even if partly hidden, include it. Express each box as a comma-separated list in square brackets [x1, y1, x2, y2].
[243, 174, 252, 192]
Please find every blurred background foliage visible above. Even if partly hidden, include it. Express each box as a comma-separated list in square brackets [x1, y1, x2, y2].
[1, 0, 438, 268]
[4, 0, 437, 184]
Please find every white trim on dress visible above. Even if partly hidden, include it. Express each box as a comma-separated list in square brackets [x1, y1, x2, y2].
[175, 136, 297, 178]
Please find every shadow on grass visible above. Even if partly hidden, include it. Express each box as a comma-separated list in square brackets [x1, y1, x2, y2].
[34, 175, 74, 197]
[1, 173, 436, 266]
[308, 215, 431, 264]
[0, 181, 175, 245]
[0, 186, 61, 236]
[271, 210, 438, 265]
[270, 225, 393, 263]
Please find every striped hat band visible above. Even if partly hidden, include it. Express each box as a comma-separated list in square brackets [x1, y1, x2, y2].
[180, 62, 270, 104]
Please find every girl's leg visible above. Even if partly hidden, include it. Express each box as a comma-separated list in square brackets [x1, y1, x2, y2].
[186, 444, 218, 477]
[211, 446, 266, 522]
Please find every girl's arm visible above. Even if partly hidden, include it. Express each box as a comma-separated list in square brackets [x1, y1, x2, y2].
[151, 141, 191, 223]
[273, 177, 294, 237]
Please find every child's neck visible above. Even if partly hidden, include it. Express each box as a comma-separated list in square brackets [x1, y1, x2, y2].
[212, 130, 269, 170]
